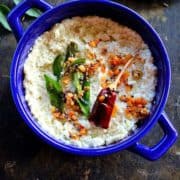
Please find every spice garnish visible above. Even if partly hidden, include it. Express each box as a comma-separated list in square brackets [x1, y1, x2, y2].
[89, 56, 135, 129]
[88, 39, 100, 47]
[132, 69, 143, 80]
[120, 95, 149, 119]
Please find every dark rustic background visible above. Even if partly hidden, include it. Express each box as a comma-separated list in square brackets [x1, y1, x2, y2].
[0, 0, 179, 179]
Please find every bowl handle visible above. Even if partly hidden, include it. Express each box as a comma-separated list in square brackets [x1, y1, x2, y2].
[7, 0, 53, 41]
[129, 112, 178, 160]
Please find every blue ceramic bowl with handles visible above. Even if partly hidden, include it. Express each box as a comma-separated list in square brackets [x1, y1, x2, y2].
[8, 0, 178, 160]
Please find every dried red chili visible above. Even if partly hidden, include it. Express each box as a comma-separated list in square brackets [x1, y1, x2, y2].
[89, 88, 116, 129]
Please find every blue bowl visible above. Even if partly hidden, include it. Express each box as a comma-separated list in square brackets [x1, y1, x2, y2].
[8, 0, 178, 160]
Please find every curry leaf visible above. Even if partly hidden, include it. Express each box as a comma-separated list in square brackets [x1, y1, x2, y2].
[13, 0, 41, 18]
[79, 79, 90, 117]
[66, 42, 79, 60]
[25, 8, 41, 18]
[49, 92, 64, 112]
[76, 98, 90, 117]
[71, 58, 86, 66]
[44, 75, 64, 112]
[0, 4, 12, 31]
[72, 72, 90, 117]
[44, 74, 62, 93]
[72, 71, 83, 95]
[53, 54, 65, 79]
[83, 80, 90, 102]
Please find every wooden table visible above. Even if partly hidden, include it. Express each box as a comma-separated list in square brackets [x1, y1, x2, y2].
[0, 0, 179, 179]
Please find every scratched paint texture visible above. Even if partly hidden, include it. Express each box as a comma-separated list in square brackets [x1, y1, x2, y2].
[0, 0, 179, 179]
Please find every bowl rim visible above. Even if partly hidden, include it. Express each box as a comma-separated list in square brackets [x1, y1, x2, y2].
[10, 0, 171, 156]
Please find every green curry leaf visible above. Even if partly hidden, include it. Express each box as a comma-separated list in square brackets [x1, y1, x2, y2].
[83, 80, 90, 102]
[76, 98, 90, 117]
[13, 0, 42, 18]
[44, 74, 62, 93]
[72, 71, 83, 95]
[0, 4, 11, 31]
[71, 58, 86, 66]
[72, 72, 90, 117]
[53, 54, 65, 79]
[44, 75, 64, 112]
[66, 42, 79, 60]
